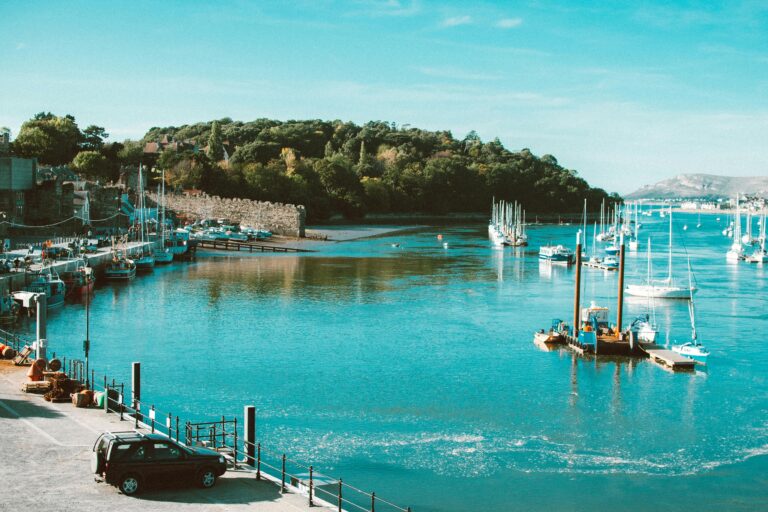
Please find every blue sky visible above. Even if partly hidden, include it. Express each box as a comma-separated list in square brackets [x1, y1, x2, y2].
[1, 0, 767, 193]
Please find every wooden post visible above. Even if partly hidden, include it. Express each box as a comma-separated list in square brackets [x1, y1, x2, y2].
[132, 362, 141, 423]
[309, 466, 314, 506]
[573, 231, 582, 337]
[244, 406, 256, 466]
[617, 233, 625, 337]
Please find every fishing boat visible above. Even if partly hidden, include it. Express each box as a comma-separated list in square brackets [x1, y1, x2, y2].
[63, 265, 95, 297]
[626, 211, 696, 299]
[538, 245, 575, 264]
[672, 261, 709, 364]
[105, 253, 137, 280]
[25, 272, 67, 309]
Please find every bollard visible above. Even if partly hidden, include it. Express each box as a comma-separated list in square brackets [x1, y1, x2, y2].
[309, 466, 314, 507]
[244, 406, 256, 466]
[281, 454, 286, 493]
[338, 479, 343, 512]
[257, 443, 261, 480]
[132, 362, 141, 423]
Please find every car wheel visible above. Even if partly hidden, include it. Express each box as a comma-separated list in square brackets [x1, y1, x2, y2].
[198, 468, 217, 489]
[119, 474, 141, 496]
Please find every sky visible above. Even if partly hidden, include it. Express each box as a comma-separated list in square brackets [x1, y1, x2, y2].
[1, 0, 767, 194]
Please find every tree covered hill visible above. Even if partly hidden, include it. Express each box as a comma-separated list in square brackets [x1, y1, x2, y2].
[143, 118, 617, 220]
[7, 113, 618, 222]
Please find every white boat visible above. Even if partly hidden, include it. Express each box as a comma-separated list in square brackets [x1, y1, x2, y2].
[746, 211, 768, 263]
[671, 261, 709, 364]
[727, 197, 745, 261]
[629, 315, 658, 343]
[134, 164, 155, 270]
[625, 211, 696, 299]
[538, 245, 574, 264]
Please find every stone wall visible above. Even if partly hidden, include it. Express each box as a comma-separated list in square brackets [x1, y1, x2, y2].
[148, 192, 306, 237]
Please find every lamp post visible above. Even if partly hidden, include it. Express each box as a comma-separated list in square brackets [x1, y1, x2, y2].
[84, 276, 91, 388]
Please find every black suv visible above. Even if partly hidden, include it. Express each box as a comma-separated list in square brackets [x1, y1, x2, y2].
[92, 431, 227, 495]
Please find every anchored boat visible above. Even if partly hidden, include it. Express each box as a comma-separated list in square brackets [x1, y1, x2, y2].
[671, 260, 709, 364]
[538, 245, 575, 264]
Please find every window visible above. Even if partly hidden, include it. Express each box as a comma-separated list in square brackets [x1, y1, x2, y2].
[152, 442, 182, 461]
[128, 445, 147, 461]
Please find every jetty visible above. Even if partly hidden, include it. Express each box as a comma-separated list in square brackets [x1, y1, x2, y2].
[581, 260, 618, 271]
[536, 232, 697, 371]
[196, 239, 311, 253]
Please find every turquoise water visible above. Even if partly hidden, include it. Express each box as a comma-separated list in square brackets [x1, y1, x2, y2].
[33, 213, 768, 511]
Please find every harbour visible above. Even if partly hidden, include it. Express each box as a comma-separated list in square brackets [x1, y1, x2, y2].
[1, 213, 764, 512]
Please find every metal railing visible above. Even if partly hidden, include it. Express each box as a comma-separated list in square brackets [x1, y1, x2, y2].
[58, 362, 412, 512]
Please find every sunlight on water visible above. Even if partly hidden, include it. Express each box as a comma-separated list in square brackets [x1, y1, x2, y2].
[36, 213, 768, 511]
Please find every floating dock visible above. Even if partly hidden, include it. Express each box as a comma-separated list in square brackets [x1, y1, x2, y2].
[639, 344, 697, 370]
[582, 260, 618, 271]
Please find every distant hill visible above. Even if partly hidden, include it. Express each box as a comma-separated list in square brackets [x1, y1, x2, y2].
[626, 174, 768, 200]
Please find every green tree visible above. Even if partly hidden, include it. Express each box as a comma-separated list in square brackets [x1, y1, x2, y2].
[13, 113, 82, 165]
[81, 125, 109, 151]
[71, 151, 110, 181]
[207, 121, 224, 161]
[117, 140, 144, 166]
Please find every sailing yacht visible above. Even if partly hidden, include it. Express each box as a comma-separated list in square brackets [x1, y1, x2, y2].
[155, 168, 174, 264]
[672, 260, 710, 363]
[746, 211, 768, 263]
[726, 197, 745, 261]
[625, 211, 696, 299]
[628, 240, 658, 342]
[134, 164, 155, 270]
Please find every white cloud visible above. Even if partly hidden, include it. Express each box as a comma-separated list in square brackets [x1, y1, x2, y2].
[441, 15, 472, 27]
[497, 18, 523, 29]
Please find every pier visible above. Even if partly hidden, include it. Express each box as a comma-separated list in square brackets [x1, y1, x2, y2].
[639, 344, 697, 370]
[196, 240, 312, 253]
[581, 260, 618, 271]
[0, 240, 154, 294]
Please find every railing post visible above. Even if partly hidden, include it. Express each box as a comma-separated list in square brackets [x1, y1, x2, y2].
[104, 381, 109, 413]
[309, 465, 314, 507]
[338, 479, 343, 512]
[176, 416, 180, 441]
[150, 405, 155, 433]
[167, 412, 172, 437]
[132, 362, 141, 423]
[257, 443, 261, 480]
[134, 400, 139, 428]
[281, 453, 286, 493]
[371, 491, 375, 512]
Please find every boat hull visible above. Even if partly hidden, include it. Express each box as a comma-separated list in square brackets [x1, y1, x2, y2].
[625, 284, 696, 299]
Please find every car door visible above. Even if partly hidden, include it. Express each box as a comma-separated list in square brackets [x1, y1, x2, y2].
[147, 441, 192, 484]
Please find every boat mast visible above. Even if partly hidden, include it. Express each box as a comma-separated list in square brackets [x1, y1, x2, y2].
[161, 168, 166, 249]
[667, 207, 673, 283]
[687, 258, 697, 343]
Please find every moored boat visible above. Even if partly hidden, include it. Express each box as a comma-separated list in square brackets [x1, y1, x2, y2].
[25, 272, 67, 309]
[63, 266, 95, 297]
[105, 255, 137, 280]
[538, 245, 574, 264]
[0, 294, 20, 324]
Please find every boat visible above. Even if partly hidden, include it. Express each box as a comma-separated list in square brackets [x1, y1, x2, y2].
[726, 197, 745, 261]
[533, 319, 567, 345]
[602, 255, 619, 269]
[134, 164, 155, 270]
[25, 271, 67, 309]
[672, 261, 709, 364]
[538, 245, 575, 264]
[629, 314, 658, 343]
[155, 169, 174, 264]
[746, 211, 768, 263]
[105, 253, 137, 280]
[63, 265, 95, 297]
[625, 211, 696, 299]
[605, 243, 619, 256]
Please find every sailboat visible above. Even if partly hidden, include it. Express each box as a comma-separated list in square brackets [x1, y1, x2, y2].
[625, 209, 696, 299]
[628, 239, 658, 342]
[672, 260, 710, 363]
[488, 199, 506, 247]
[134, 164, 155, 270]
[105, 237, 137, 280]
[746, 211, 768, 263]
[154, 168, 174, 264]
[726, 196, 745, 261]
